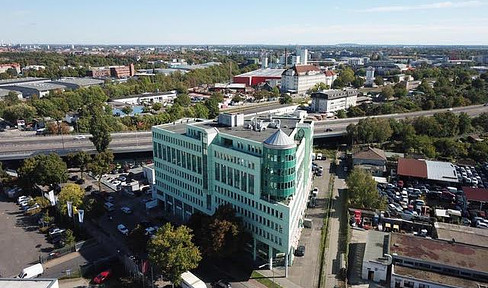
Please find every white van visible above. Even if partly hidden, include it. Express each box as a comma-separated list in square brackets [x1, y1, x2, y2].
[316, 153, 323, 160]
[180, 271, 207, 288]
[18, 263, 43, 279]
[104, 202, 115, 212]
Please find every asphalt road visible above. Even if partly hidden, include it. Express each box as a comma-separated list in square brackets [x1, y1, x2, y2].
[0, 104, 487, 159]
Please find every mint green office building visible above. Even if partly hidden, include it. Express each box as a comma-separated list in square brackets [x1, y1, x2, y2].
[152, 113, 314, 268]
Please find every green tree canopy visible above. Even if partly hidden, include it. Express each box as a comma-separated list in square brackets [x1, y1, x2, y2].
[174, 94, 191, 107]
[88, 104, 112, 153]
[57, 183, 85, 216]
[279, 94, 293, 104]
[380, 86, 394, 100]
[374, 76, 384, 86]
[148, 223, 202, 285]
[89, 151, 114, 192]
[68, 151, 91, 179]
[18, 154, 68, 191]
[346, 167, 386, 210]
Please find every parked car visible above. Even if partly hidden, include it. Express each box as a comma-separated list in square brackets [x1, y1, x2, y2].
[212, 280, 232, 288]
[295, 245, 305, 257]
[120, 207, 132, 214]
[49, 228, 66, 237]
[85, 185, 93, 192]
[93, 269, 112, 284]
[75, 178, 85, 185]
[117, 224, 129, 236]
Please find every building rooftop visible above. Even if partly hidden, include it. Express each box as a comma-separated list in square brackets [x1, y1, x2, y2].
[390, 233, 488, 274]
[397, 158, 428, 178]
[435, 222, 488, 248]
[393, 265, 487, 288]
[311, 89, 358, 100]
[0, 278, 58, 288]
[364, 231, 389, 263]
[425, 160, 459, 183]
[14, 82, 67, 91]
[51, 77, 104, 87]
[0, 77, 48, 86]
[235, 68, 285, 78]
[292, 65, 320, 74]
[353, 147, 387, 161]
[0, 88, 16, 97]
[463, 187, 488, 203]
[263, 129, 296, 149]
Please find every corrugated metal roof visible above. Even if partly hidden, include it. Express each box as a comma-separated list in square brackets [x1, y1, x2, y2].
[263, 129, 296, 149]
[397, 158, 427, 178]
[425, 160, 459, 183]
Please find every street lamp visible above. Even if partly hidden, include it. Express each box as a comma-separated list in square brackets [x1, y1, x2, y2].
[258, 263, 275, 284]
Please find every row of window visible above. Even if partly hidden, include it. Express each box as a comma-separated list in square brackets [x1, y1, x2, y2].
[264, 167, 295, 176]
[154, 132, 202, 152]
[155, 143, 202, 174]
[214, 151, 256, 170]
[156, 170, 203, 197]
[264, 180, 295, 190]
[157, 187, 204, 209]
[265, 154, 295, 162]
[215, 185, 284, 220]
[215, 163, 255, 194]
[214, 197, 283, 246]
[155, 160, 203, 187]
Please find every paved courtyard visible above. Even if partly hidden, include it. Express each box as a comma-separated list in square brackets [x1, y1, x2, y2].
[0, 196, 52, 277]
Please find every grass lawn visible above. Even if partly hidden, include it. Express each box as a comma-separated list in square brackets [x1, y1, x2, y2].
[251, 271, 282, 288]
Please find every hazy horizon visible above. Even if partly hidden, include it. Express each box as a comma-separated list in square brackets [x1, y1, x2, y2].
[2, 0, 488, 45]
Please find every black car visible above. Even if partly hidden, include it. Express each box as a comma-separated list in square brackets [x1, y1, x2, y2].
[212, 280, 232, 288]
[70, 175, 79, 181]
[75, 178, 85, 185]
[85, 185, 93, 192]
[295, 245, 305, 257]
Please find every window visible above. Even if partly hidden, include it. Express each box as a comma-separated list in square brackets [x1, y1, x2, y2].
[228, 167, 233, 186]
[215, 163, 220, 181]
[234, 169, 240, 188]
[248, 174, 254, 194]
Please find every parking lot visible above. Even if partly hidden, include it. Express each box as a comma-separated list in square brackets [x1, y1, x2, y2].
[0, 196, 52, 277]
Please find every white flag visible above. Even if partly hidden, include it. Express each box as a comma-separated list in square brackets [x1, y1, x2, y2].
[67, 201, 73, 217]
[78, 209, 84, 223]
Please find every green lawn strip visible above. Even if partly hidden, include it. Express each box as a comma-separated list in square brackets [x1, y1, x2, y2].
[251, 271, 283, 288]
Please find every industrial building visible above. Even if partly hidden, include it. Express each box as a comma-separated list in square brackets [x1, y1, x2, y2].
[310, 89, 358, 113]
[233, 68, 285, 86]
[87, 64, 135, 78]
[50, 77, 104, 89]
[281, 65, 326, 95]
[360, 231, 488, 287]
[0, 278, 58, 288]
[152, 112, 314, 268]
[111, 90, 177, 105]
[397, 158, 460, 184]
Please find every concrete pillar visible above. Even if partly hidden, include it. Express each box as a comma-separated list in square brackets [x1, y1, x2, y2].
[253, 238, 257, 261]
[285, 253, 289, 277]
[268, 246, 273, 270]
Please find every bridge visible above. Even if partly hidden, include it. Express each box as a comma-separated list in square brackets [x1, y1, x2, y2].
[0, 104, 486, 160]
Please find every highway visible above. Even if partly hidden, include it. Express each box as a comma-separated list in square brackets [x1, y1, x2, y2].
[0, 104, 487, 160]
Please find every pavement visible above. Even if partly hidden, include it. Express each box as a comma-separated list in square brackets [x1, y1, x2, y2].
[323, 153, 348, 288]
[0, 195, 52, 278]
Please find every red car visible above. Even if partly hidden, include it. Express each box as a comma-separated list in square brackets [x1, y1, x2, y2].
[93, 269, 112, 284]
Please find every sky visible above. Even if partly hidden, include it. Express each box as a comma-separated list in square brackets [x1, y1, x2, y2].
[1, 0, 488, 45]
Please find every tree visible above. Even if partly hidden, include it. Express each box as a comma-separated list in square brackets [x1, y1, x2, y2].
[194, 103, 209, 119]
[41, 211, 54, 227]
[232, 95, 244, 103]
[458, 112, 472, 135]
[204, 98, 220, 119]
[57, 183, 84, 216]
[354, 118, 393, 144]
[83, 197, 104, 219]
[346, 167, 386, 210]
[32, 196, 51, 209]
[69, 151, 91, 179]
[469, 141, 488, 162]
[18, 154, 68, 191]
[188, 204, 250, 259]
[64, 229, 76, 247]
[4, 91, 20, 105]
[121, 106, 133, 115]
[374, 76, 384, 86]
[89, 151, 114, 192]
[279, 94, 293, 104]
[148, 223, 201, 286]
[174, 94, 191, 107]
[339, 67, 355, 85]
[127, 225, 150, 255]
[351, 77, 365, 89]
[89, 104, 112, 153]
[336, 110, 347, 119]
[152, 102, 162, 111]
[380, 86, 394, 100]
[2, 103, 37, 123]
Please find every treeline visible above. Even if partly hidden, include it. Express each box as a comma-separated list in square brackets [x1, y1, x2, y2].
[347, 112, 488, 161]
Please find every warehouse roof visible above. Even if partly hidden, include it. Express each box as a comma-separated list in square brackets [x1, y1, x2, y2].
[435, 222, 488, 247]
[390, 233, 488, 274]
[364, 231, 389, 263]
[397, 158, 427, 178]
[353, 147, 386, 161]
[463, 187, 488, 203]
[14, 82, 67, 91]
[0, 278, 58, 288]
[394, 266, 487, 288]
[0, 77, 48, 86]
[425, 160, 459, 183]
[234, 68, 285, 78]
[51, 77, 104, 88]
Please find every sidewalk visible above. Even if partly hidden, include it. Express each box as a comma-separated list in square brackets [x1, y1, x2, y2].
[59, 278, 90, 288]
[257, 268, 303, 288]
[44, 252, 82, 269]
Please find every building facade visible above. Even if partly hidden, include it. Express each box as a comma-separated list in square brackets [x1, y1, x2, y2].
[281, 65, 326, 95]
[310, 89, 358, 113]
[152, 113, 314, 267]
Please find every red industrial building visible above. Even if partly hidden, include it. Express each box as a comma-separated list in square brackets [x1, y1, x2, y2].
[88, 64, 135, 78]
[233, 68, 284, 86]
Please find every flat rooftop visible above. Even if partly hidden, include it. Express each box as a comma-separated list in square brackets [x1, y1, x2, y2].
[51, 77, 104, 86]
[0, 77, 48, 86]
[0, 278, 58, 288]
[435, 222, 488, 248]
[394, 265, 487, 287]
[154, 115, 302, 144]
[235, 68, 285, 78]
[14, 82, 67, 91]
[390, 233, 488, 274]
[364, 231, 389, 263]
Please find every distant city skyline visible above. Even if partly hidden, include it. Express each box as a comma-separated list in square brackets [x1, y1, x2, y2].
[2, 0, 488, 45]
